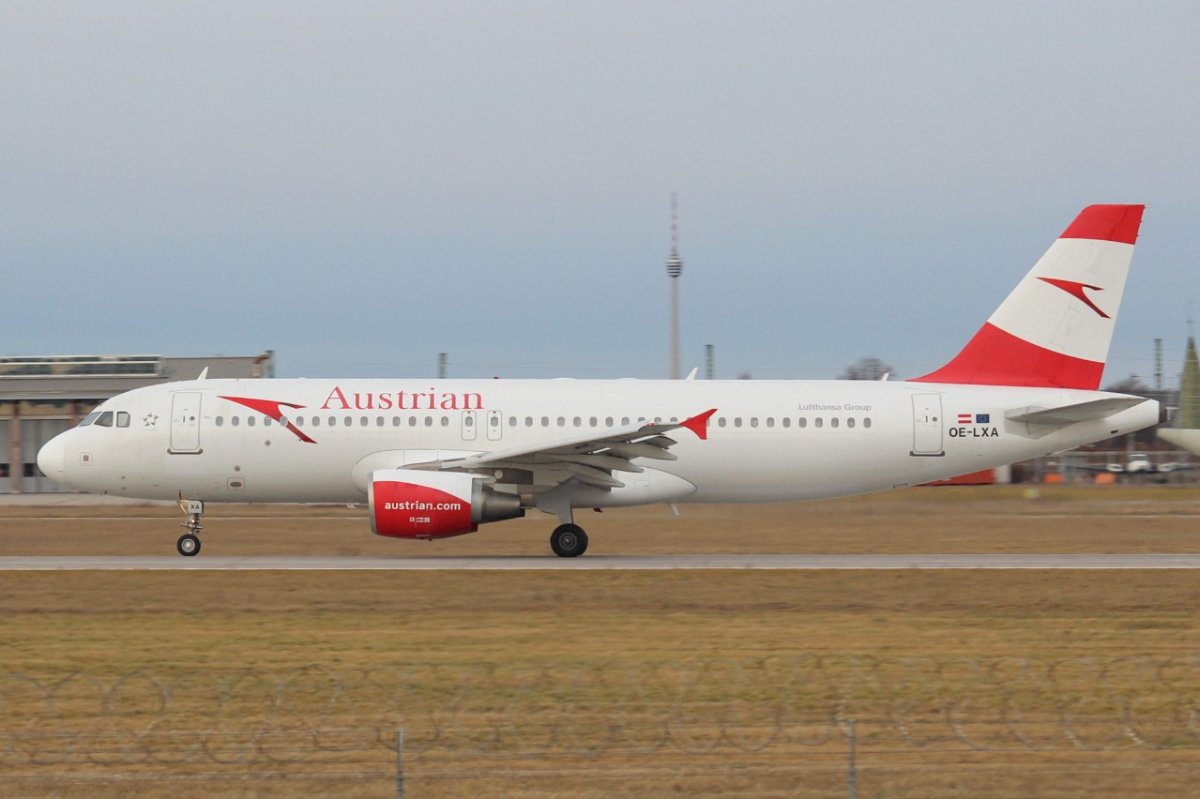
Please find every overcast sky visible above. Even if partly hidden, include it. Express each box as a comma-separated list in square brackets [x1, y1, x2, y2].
[3, 1, 1198, 385]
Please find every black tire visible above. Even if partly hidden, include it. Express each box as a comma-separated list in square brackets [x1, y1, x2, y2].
[177, 533, 201, 557]
[550, 524, 588, 557]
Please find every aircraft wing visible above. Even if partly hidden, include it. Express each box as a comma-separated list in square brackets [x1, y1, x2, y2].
[404, 409, 717, 489]
[1150, 462, 1199, 474]
[1066, 463, 1127, 473]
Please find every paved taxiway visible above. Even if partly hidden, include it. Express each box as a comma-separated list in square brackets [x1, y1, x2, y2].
[3, 554, 1200, 570]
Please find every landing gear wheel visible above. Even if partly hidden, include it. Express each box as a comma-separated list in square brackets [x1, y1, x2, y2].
[176, 496, 205, 557]
[550, 524, 588, 558]
[177, 533, 201, 557]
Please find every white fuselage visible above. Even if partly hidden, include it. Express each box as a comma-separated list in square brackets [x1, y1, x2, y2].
[40, 377, 1158, 507]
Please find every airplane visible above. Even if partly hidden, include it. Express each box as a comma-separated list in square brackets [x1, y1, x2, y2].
[1067, 450, 1195, 476]
[36, 204, 1160, 557]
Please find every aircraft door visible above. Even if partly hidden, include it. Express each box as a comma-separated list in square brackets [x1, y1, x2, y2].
[170, 392, 203, 454]
[910, 393, 944, 456]
[461, 410, 477, 441]
[486, 410, 503, 441]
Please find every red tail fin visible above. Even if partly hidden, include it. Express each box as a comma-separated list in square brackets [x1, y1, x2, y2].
[912, 205, 1143, 389]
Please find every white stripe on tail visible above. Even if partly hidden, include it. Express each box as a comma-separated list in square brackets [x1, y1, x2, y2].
[912, 204, 1144, 389]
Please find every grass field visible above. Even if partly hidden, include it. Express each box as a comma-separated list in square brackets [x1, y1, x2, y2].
[3, 486, 1200, 797]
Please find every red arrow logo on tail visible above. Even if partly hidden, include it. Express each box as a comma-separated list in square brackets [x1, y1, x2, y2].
[1037, 277, 1111, 319]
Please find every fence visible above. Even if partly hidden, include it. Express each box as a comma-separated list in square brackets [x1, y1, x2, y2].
[4, 656, 1200, 797]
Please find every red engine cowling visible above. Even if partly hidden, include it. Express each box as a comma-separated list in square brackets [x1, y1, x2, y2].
[368, 469, 523, 539]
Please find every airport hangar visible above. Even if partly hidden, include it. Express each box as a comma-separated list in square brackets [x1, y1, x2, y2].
[0, 352, 274, 494]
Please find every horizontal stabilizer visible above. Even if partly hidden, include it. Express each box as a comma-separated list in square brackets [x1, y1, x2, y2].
[1005, 396, 1147, 425]
[1157, 428, 1200, 453]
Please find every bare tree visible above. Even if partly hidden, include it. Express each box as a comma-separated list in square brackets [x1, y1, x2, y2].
[840, 357, 895, 381]
[1103, 375, 1151, 396]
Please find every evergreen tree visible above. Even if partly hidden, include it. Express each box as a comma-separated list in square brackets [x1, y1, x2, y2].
[1178, 337, 1200, 429]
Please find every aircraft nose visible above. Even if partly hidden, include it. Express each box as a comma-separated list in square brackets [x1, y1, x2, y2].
[37, 436, 65, 481]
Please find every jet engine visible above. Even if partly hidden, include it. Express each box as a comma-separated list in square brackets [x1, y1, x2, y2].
[368, 469, 524, 539]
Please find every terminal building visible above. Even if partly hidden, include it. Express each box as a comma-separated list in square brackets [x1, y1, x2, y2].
[1, 352, 274, 493]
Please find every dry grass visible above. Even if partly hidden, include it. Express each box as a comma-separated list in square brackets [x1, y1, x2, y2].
[3, 486, 1200, 797]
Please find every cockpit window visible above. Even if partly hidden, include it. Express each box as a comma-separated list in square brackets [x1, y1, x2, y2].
[93, 411, 115, 427]
[116, 411, 131, 428]
[78, 412, 101, 427]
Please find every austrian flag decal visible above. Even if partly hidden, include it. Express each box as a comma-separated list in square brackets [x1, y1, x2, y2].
[950, 411, 997, 439]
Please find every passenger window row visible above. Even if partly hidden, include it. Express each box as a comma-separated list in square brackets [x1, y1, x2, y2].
[716, 416, 872, 430]
[205, 414, 873, 432]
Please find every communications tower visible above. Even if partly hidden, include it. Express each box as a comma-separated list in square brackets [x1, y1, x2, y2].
[666, 193, 683, 379]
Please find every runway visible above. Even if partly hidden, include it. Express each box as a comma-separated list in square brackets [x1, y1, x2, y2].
[3, 554, 1200, 570]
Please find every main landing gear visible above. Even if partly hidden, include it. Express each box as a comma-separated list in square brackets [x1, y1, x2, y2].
[550, 523, 588, 558]
[177, 497, 204, 557]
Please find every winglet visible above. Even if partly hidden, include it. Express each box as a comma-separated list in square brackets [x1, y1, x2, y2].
[681, 408, 718, 440]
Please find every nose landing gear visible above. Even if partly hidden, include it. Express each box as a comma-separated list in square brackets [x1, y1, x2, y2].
[177, 497, 204, 557]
